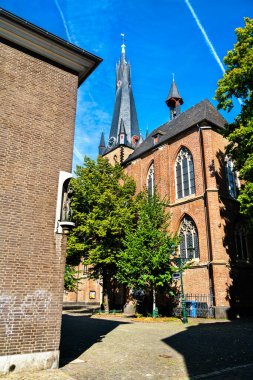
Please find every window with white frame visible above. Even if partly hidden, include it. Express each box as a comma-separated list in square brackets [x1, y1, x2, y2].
[235, 224, 249, 261]
[147, 162, 155, 196]
[226, 158, 238, 198]
[175, 148, 195, 199]
[179, 216, 199, 259]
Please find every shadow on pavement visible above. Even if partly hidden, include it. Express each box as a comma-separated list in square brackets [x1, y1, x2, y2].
[59, 314, 130, 367]
[163, 319, 253, 378]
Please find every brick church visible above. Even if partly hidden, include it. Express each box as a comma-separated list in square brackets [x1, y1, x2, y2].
[98, 42, 253, 318]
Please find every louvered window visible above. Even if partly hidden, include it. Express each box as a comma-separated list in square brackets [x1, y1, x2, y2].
[147, 162, 155, 196]
[175, 148, 195, 199]
[179, 216, 199, 259]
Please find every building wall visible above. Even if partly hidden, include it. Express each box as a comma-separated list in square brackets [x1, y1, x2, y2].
[124, 125, 241, 311]
[0, 41, 78, 368]
[63, 263, 101, 306]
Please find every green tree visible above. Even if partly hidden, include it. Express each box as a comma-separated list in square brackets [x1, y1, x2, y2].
[64, 265, 80, 292]
[66, 156, 136, 311]
[215, 17, 253, 223]
[116, 191, 178, 317]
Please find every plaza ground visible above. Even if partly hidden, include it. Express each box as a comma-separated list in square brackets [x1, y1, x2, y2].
[1, 311, 253, 379]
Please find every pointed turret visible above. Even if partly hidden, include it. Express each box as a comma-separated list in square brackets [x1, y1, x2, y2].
[165, 77, 184, 120]
[98, 131, 106, 156]
[146, 127, 149, 139]
[107, 37, 140, 151]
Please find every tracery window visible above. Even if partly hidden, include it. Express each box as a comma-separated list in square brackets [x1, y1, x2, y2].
[179, 216, 199, 259]
[147, 162, 155, 196]
[235, 225, 249, 261]
[175, 148, 195, 199]
[226, 158, 238, 198]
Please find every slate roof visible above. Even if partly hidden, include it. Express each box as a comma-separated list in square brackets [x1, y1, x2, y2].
[124, 99, 227, 164]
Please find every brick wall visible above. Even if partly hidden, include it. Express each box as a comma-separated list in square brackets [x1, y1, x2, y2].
[0, 41, 78, 356]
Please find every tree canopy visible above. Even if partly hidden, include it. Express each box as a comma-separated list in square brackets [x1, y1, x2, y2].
[215, 17, 253, 223]
[66, 156, 136, 309]
[116, 191, 178, 314]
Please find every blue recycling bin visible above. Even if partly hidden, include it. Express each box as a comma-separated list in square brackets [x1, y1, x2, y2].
[190, 301, 197, 317]
[186, 301, 197, 317]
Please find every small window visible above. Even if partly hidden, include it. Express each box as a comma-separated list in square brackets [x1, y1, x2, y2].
[152, 130, 165, 146]
[175, 148, 195, 199]
[153, 136, 158, 145]
[179, 216, 199, 259]
[147, 162, 155, 196]
[226, 158, 238, 198]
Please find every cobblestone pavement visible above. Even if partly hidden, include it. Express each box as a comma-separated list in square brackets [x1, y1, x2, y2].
[1, 313, 253, 379]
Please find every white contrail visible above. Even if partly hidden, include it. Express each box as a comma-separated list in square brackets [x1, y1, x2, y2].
[185, 0, 225, 73]
[74, 146, 84, 163]
[185, 0, 242, 105]
[54, 0, 72, 42]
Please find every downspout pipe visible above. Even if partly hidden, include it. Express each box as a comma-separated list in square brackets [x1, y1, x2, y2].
[198, 125, 215, 305]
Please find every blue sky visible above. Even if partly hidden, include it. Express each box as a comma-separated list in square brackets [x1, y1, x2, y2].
[1, 0, 252, 171]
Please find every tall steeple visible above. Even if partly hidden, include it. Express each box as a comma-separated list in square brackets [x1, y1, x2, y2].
[165, 76, 184, 120]
[106, 36, 140, 152]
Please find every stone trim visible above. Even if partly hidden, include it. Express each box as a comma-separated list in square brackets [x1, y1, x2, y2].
[0, 350, 59, 375]
[169, 194, 203, 207]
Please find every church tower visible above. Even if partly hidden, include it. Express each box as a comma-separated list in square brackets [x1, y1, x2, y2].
[99, 37, 141, 164]
[165, 77, 184, 120]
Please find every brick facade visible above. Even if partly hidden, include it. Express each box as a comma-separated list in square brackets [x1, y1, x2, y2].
[0, 9, 101, 374]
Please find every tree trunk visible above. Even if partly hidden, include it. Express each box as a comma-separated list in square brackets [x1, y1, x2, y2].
[152, 285, 157, 318]
[102, 269, 109, 313]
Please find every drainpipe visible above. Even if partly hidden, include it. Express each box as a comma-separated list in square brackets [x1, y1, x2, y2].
[198, 125, 215, 306]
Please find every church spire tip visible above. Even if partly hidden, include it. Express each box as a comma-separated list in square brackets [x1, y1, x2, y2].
[120, 33, 126, 62]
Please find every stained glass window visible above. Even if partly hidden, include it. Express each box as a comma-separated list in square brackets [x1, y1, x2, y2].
[147, 162, 155, 196]
[175, 148, 195, 199]
[235, 225, 249, 261]
[179, 216, 199, 259]
[226, 159, 237, 198]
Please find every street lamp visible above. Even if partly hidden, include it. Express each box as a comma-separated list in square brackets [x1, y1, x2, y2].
[172, 256, 190, 324]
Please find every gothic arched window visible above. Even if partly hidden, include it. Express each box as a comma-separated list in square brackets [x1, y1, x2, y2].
[147, 162, 154, 196]
[175, 148, 195, 199]
[226, 158, 238, 198]
[179, 216, 199, 259]
[235, 224, 249, 261]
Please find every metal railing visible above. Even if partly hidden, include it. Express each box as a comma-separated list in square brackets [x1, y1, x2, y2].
[173, 293, 214, 318]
